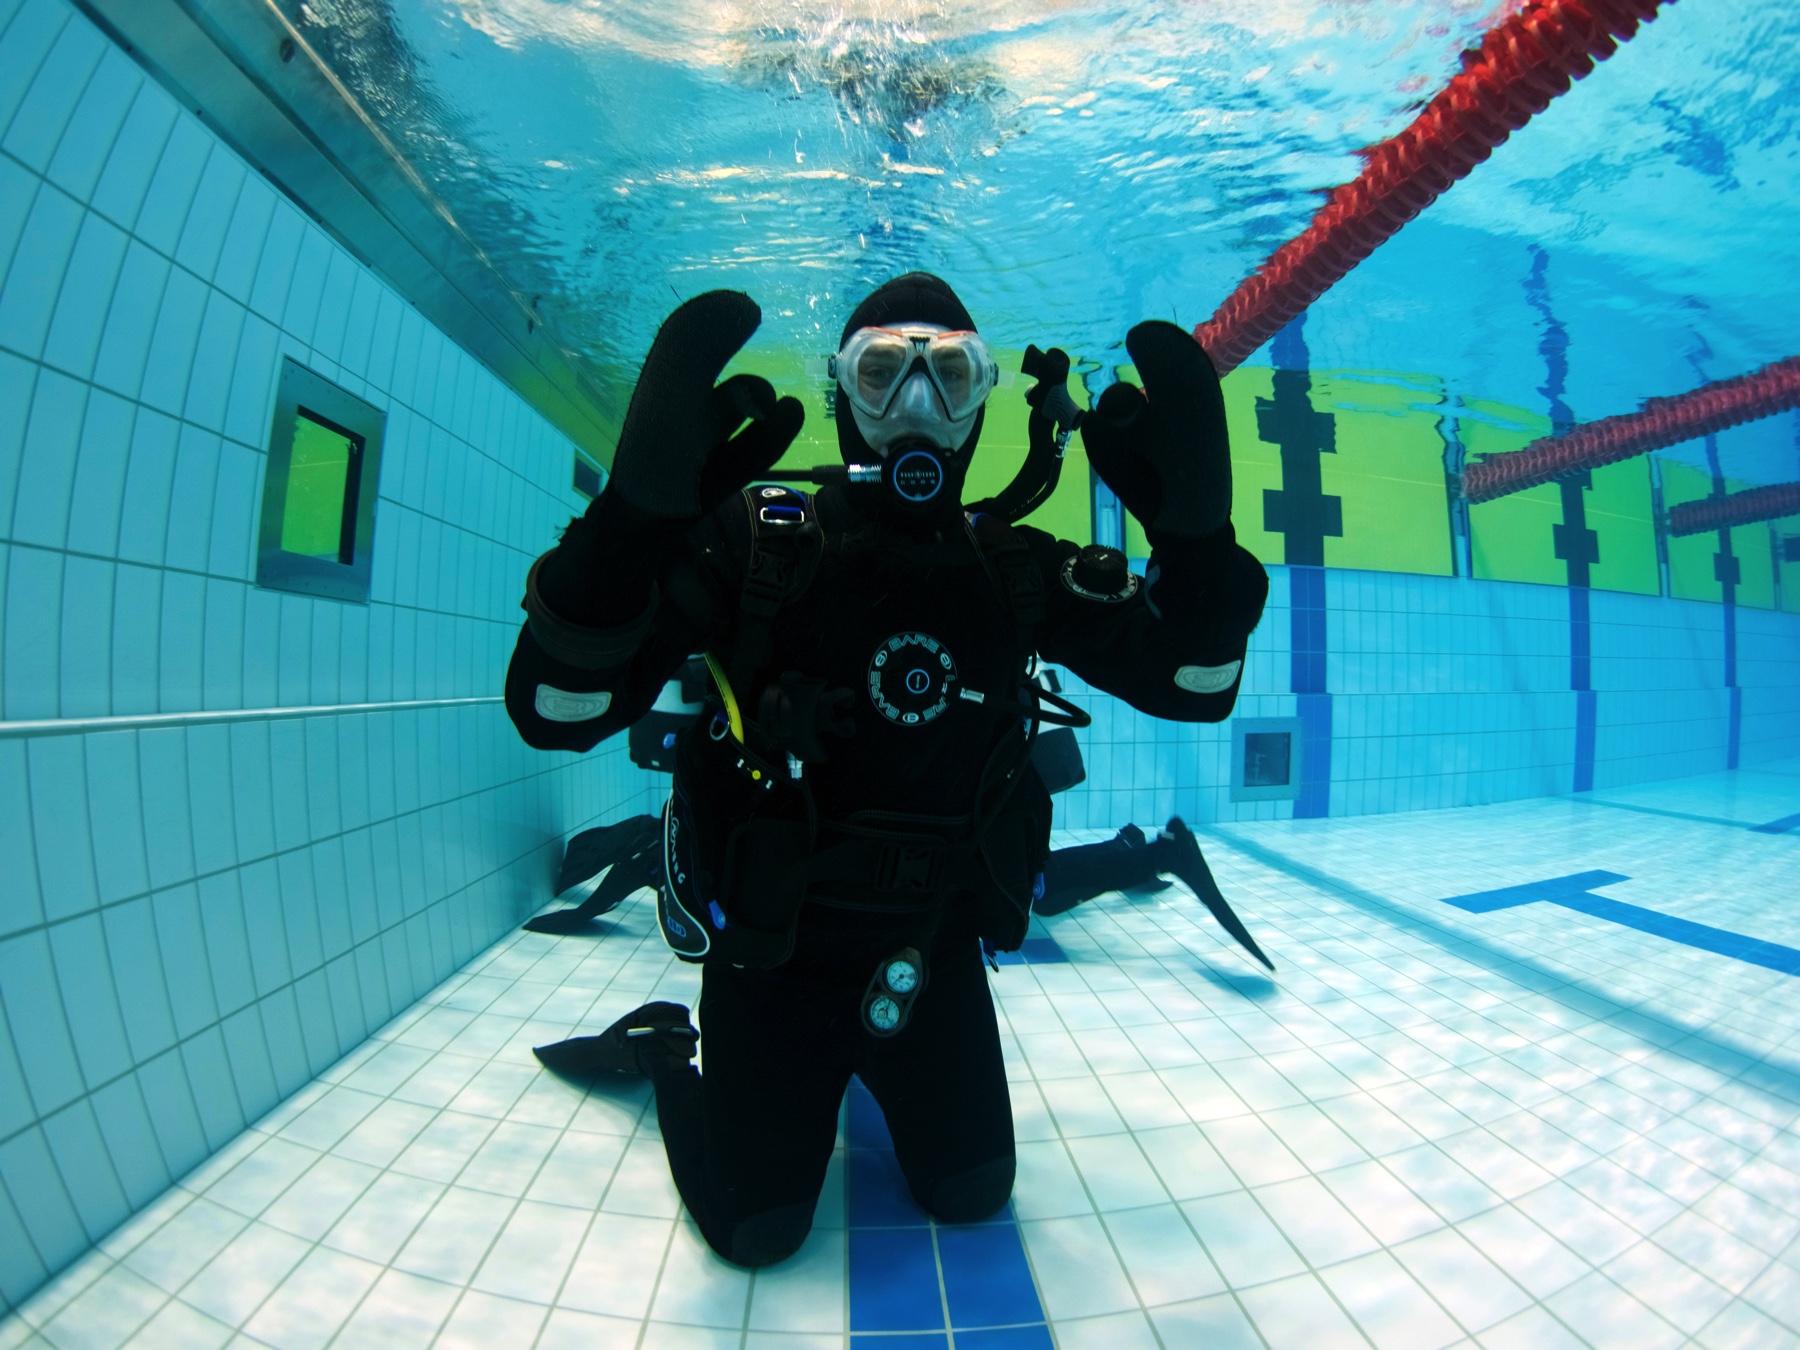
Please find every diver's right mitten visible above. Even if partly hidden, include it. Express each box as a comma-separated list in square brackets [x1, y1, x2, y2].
[1079, 321, 1232, 540]
[607, 290, 805, 521]
[532, 291, 805, 631]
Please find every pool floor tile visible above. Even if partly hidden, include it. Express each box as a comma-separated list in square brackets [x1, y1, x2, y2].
[11, 768, 1800, 1346]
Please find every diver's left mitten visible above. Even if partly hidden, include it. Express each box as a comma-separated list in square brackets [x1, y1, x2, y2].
[1080, 321, 1232, 539]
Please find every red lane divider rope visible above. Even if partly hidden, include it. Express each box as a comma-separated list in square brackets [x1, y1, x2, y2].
[1195, 0, 1669, 374]
[1668, 480, 1800, 538]
[1461, 356, 1800, 503]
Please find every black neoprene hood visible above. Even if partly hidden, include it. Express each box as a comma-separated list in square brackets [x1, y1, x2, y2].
[837, 271, 978, 346]
[836, 271, 984, 465]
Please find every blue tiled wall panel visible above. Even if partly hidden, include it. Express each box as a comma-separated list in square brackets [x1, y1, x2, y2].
[0, 0, 657, 1313]
[1051, 565, 1800, 832]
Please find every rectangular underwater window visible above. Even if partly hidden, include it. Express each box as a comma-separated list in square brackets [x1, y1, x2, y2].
[1230, 717, 1303, 803]
[1242, 732, 1292, 788]
[257, 360, 385, 603]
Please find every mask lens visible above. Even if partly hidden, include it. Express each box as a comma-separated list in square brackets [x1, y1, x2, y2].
[849, 334, 910, 413]
[932, 334, 997, 418]
[928, 349, 972, 412]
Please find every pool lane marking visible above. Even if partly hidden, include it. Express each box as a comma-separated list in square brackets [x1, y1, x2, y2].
[845, 935, 1066, 1348]
[1442, 871, 1800, 976]
[1750, 812, 1800, 835]
[1579, 797, 1800, 835]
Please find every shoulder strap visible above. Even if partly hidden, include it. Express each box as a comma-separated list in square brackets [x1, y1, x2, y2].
[731, 486, 822, 692]
[965, 512, 1046, 636]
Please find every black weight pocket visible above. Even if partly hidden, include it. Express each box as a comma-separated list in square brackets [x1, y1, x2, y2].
[660, 715, 811, 969]
[970, 766, 1053, 952]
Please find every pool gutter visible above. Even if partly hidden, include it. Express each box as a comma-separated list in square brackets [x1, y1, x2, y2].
[73, 0, 621, 465]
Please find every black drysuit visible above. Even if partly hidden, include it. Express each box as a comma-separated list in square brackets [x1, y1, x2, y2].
[505, 484, 1267, 1264]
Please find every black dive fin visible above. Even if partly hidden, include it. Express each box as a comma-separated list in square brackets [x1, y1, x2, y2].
[526, 848, 664, 934]
[1159, 819, 1275, 972]
[556, 814, 660, 895]
[533, 1001, 697, 1078]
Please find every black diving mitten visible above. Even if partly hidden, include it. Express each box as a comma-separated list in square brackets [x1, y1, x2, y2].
[606, 291, 806, 521]
[1080, 321, 1232, 539]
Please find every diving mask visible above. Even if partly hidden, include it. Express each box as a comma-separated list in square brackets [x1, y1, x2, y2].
[832, 325, 999, 454]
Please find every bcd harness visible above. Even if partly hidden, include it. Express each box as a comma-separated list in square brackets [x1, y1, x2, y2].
[657, 486, 1090, 971]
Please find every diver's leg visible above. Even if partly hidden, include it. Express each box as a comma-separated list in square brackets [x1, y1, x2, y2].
[652, 962, 854, 1266]
[859, 910, 1016, 1222]
[1034, 823, 1156, 916]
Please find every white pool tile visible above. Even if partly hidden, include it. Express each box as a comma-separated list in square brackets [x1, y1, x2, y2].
[1236, 1270, 1371, 1349]
[1064, 1132, 1169, 1211]
[1455, 1203, 1590, 1299]
[647, 1220, 750, 1329]
[237, 1245, 381, 1350]
[320, 1172, 444, 1266]
[1133, 1123, 1240, 1201]
[431, 1290, 547, 1350]
[35, 1263, 164, 1350]
[1181, 1191, 1308, 1289]
[1318, 1250, 1465, 1350]
[1201, 1113, 1310, 1187]
[1390, 1227, 1534, 1333]
[533, 1307, 642, 1349]
[1320, 1158, 1447, 1246]
[1256, 1174, 1384, 1267]
[1049, 1307, 1162, 1350]
[390, 1187, 513, 1286]
[105, 1300, 224, 1350]
[328, 1269, 458, 1350]
[1104, 1202, 1226, 1308]
[744, 1228, 844, 1335]
[1472, 1303, 1590, 1349]
[118, 1197, 247, 1295]
[1148, 1291, 1267, 1348]
[1010, 1138, 1094, 1220]
[1018, 1213, 1139, 1320]
[178, 1221, 311, 1329]
[557, 1212, 671, 1321]
[468, 1200, 587, 1305]
[1543, 1269, 1686, 1350]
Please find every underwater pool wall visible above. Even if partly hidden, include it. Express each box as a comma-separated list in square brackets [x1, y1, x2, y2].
[1052, 564, 1800, 832]
[0, 0, 659, 1313]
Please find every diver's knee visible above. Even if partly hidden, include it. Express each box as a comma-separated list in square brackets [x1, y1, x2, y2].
[725, 1202, 815, 1268]
[923, 1154, 1016, 1224]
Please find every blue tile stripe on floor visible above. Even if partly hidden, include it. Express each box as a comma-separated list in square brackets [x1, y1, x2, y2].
[992, 936, 1069, 967]
[844, 940, 1057, 1347]
[1751, 811, 1800, 834]
[1442, 871, 1800, 975]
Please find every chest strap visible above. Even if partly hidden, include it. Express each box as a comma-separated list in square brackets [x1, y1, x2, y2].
[732, 487, 822, 694]
[965, 512, 1046, 635]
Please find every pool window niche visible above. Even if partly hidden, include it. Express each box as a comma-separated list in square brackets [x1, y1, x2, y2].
[1230, 716, 1304, 803]
[256, 359, 386, 602]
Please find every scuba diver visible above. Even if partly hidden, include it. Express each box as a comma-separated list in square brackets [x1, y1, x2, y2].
[504, 273, 1268, 1268]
